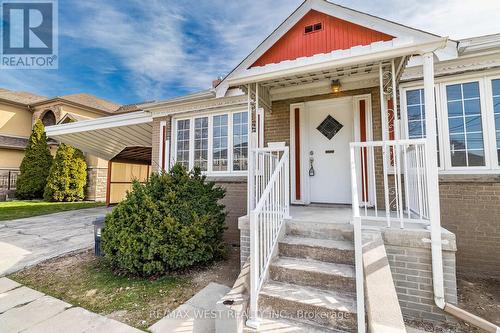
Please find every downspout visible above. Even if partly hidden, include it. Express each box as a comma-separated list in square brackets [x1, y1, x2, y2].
[422, 50, 500, 333]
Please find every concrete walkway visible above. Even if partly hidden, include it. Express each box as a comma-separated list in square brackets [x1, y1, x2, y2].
[149, 283, 231, 333]
[0, 277, 142, 333]
[0, 206, 111, 276]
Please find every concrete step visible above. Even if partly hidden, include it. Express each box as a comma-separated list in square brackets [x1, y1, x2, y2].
[269, 257, 356, 292]
[279, 236, 355, 265]
[259, 281, 357, 332]
[286, 220, 353, 241]
[244, 317, 347, 332]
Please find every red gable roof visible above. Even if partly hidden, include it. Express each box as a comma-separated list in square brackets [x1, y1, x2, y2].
[251, 10, 394, 68]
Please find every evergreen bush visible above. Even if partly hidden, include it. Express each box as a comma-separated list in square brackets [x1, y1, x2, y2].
[101, 164, 227, 276]
[44, 143, 87, 201]
[16, 120, 53, 199]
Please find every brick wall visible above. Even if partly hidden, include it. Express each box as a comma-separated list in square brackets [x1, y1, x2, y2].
[439, 175, 500, 278]
[86, 167, 107, 201]
[383, 228, 457, 324]
[265, 87, 380, 145]
[207, 176, 247, 245]
[151, 116, 172, 171]
[239, 215, 250, 266]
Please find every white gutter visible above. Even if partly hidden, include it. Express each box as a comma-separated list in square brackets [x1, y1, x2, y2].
[45, 110, 152, 136]
[227, 38, 448, 86]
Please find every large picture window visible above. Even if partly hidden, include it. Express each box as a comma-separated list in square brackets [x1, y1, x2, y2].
[232, 111, 248, 171]
[446, 82, 485, 167]
[194, 117, 208, 171]
[492, 79, 500, 165]
[404, 77, 500, 172]
[212, 114, 228, 171]
[176, 119, 190, 169]
[173, 110, 248, 174]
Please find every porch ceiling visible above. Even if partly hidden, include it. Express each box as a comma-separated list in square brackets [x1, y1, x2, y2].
[45, 111, 153, 161]
[259, 60, 393, 90]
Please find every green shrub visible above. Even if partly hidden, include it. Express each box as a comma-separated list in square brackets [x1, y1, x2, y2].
[44, 143, 87, 202]
[101, 164, 227, 276]
[16, 120, 53, 199]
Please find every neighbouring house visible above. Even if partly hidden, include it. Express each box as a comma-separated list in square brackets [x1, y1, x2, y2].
[45, 1, 500, 331]
[0, 89, 151, 201]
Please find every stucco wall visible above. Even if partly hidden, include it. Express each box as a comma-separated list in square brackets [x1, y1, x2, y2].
[0, 102, 32, 138]
[60, 104, 103, 120]
[0, 148, 24, 169]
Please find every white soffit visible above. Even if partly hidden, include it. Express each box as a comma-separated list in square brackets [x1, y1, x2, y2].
[45, 111, 153, 161]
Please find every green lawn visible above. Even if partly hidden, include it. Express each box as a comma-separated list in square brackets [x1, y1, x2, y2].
[0, 200, 106, 221]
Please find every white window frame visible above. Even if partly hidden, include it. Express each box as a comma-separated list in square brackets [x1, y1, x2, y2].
[400, 85, 445, 171]
[400, 70, 500, 174]
[173, 118, 191, 170]
[171, 107, 248, 176]
[440, 78, 490, 171]
[485, 75, 500, 167]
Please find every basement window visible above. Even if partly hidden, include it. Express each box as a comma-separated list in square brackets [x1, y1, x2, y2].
[304, 22, 322, 34]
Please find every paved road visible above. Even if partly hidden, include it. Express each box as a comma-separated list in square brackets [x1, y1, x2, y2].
[0, 277, 142, 333]
[0, 207, 111, 276]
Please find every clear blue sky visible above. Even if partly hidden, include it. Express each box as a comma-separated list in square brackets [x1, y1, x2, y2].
[0, 0, 498, 105]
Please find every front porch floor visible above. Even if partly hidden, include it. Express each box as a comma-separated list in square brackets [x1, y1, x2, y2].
[288, 204, 431, 232]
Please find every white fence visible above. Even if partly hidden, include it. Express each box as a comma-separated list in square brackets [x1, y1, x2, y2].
[247, 146, 290, 327]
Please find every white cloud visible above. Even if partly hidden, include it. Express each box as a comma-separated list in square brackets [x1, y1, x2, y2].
[332, 0, 500, 39]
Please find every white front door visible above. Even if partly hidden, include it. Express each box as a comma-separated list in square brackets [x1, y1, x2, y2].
[306, 98, 353, 204]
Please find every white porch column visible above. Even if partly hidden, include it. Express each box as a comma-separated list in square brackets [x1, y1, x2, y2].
[423, 52, 445, 308]
[247, 84, 255, 214]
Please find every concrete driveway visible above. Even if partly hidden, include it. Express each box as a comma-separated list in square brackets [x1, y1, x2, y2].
[0, 207, 112, 276]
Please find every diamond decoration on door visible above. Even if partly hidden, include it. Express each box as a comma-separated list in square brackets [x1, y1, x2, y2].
[317, 115, 343, 140]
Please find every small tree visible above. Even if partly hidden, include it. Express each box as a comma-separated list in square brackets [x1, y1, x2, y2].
[44, 143, 87, 202]
[16, 120, 53, 199]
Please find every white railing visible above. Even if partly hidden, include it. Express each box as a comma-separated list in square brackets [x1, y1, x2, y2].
[349, 138, 431, 333]
[247, 146, 290, 328]
[350, 139, 430, 229]
[349, 147, 366, 333]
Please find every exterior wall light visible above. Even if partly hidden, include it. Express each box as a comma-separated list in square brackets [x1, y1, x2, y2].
[331, 80, 342, 93]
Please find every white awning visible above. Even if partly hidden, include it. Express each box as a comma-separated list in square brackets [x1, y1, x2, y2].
[45, 111, 153, 161]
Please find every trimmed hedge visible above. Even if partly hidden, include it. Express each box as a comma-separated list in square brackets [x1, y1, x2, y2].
[101, 164, 227, 276]
[16, 120, 53, 199]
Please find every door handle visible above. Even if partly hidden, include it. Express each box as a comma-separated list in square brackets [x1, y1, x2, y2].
[309, 151, 315, 176]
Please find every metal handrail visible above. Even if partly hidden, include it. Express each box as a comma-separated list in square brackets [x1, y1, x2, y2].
[247, 147, 290, 329]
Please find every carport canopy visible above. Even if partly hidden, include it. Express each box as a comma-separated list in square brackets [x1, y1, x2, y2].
[45, 111, 153, 161]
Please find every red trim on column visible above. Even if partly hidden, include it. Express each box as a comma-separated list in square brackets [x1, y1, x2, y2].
[388, 99, 395, 166]
[257, 113, 261, 148]
[388, 99, 395, 140]
[106, 160, 112, 206]
[294, 108, 301, 201]
[161, 125, 166, 171]
[359, 100, 368, 202]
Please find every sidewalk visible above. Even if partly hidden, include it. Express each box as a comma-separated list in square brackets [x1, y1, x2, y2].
[0, 277, 143, 333]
